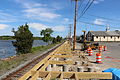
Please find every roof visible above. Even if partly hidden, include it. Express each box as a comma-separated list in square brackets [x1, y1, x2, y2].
[89, 31, 120, 36]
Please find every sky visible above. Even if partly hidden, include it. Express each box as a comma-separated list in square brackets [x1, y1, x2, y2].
[0, 0, 120, 37]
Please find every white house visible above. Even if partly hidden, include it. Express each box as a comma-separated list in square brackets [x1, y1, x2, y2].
[86, 30, 120, 42]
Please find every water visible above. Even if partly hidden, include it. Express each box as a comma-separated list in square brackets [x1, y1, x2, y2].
[0, 40, 47, 59]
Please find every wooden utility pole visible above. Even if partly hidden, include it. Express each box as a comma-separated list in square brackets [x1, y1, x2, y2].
[82, 30, 86, 49]
[73, 0, 79, 50]
[69, 24, 72, 39]
[82, 30, 86, 43]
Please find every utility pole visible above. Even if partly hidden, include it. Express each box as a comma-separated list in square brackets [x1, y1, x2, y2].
[82, 30, 86, 49]
[69, 24, 72, 39]
[73, 0, 79, 50]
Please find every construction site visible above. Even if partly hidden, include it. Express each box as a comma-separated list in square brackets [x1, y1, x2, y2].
[1, 0, 120, 80]
[0, 40, 114, 80]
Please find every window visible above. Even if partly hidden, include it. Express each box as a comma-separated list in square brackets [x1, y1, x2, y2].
[104, 36, 105, 38]
[96, 36, 98, 38]
[111, 36, 112, 38]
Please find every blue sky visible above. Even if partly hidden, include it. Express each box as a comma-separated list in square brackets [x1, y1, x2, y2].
[0, 0, 120, 37]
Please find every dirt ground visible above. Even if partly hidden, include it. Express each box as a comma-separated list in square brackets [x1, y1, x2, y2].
[76, 42, 120, 72]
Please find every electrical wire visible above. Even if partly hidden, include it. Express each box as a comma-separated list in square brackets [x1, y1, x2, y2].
[88, 14, 120, 22]
[81, 16, 120, 24]
[77, 0, 94, 21]
[78, 20, 120, 29]
[78, 0, 84, 12]
[78, 0, 91, 17]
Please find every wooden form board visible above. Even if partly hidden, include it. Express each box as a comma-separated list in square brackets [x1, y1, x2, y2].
[53, 55, 72, 58]
[36, 71, 112, 80]
[49, 60, 74, 65]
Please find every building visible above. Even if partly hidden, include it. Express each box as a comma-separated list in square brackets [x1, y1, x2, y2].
[86, 30, 120, 42]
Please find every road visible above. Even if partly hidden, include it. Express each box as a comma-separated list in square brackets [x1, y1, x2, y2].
[76, 42, 120, 72]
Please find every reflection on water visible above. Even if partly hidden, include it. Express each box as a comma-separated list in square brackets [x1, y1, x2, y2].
[0, 40, 47, 58]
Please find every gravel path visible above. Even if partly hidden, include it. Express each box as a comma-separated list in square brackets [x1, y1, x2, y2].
[76, 42, 120, 72]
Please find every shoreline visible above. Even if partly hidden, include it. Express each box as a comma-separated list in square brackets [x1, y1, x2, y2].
[0, 42, 61, 77]
[0, 40, 48, 59]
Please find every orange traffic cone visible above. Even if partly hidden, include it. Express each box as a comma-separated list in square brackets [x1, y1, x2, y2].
[96, 53, 102, 64]
[87, 47, 93, 56]
[104, 46, 107, 51]
[87, 47, 91, 54]
[99, 46, 102, 53]
[88, 49, 93, 56]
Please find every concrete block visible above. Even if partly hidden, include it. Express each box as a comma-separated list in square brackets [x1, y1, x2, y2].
[46, 64, 52, 71]
[63, 65, 69, 72]
[88, 66, 94, 72]
[77, 66, 84, 72]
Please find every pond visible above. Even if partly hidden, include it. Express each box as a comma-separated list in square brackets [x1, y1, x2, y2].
[0, 40, 47, 59]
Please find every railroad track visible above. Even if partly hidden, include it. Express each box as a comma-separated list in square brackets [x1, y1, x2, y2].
[2, 42, 63, 80]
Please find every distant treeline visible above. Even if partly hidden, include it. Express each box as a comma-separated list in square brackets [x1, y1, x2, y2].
[0, 36, 42, 40]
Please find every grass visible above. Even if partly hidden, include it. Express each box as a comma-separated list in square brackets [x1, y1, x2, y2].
[31, 42, 60, 53]
[0, 43, 59, 76]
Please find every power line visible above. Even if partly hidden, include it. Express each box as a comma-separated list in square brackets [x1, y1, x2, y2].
[77, 0, 91, 17]
[78, 20, 120, 29]
[81, 16, 120, 24]
[80, 0, 91, 14]
[77, 0, 94, 21]
[88, 14, 120, 22]
[78, 0, 84, 12]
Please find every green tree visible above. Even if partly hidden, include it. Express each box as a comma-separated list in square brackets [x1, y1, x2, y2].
[12, 24, 34, 54]
[40, 28, 53, 44]
[52, 37, 57, 44]
[56, 35, 62, 42]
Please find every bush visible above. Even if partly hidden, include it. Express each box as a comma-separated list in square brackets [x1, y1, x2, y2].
[12, 24, 34, 54]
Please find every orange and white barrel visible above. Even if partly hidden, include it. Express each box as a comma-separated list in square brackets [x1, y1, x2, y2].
[87, 49, 89, 54]
[99, 46, 102, 53]
[88, 49, 93, 56]
[96, 53, 102, 63]
[87, 47, 91, 54]
[104, 46, 107, 51]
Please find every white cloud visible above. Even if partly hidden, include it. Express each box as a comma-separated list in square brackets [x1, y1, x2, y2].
[63, 18, 69, 23]
[0, 11, 17, 23]
[0, 24, 9, 30]
[29, 23, 65, 32]
[40, 13, 61, 19]
[50, 2, 64, 10]
[94, 19, 106, 25]
[29, 23, 48, 31]
[16, 0, 61, 21]
[23, 8, 61, 21]
[93, 1, 99, 4]
[93, 0, 104, 4]
[15, 0, 47, 8]
[53, 26, 65, 32]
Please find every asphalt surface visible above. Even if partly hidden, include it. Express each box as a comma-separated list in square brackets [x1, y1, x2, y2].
[76, 42, 120, 72]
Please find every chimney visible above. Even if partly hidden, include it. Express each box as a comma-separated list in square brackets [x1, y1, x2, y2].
[106, 27, 110, 32]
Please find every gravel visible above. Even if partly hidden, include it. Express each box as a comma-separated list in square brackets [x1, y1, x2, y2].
[76, 42, 120, 72]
